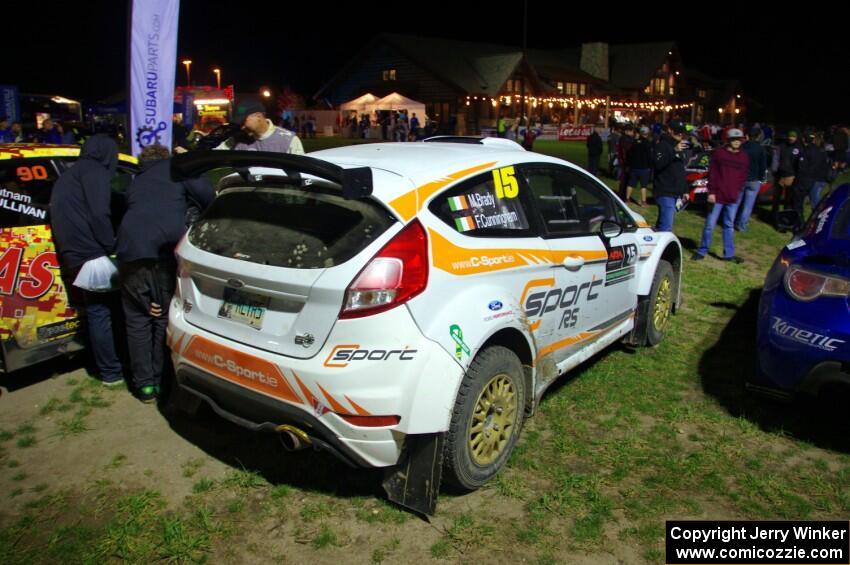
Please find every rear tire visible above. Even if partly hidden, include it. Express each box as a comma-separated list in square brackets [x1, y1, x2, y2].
[443, 346, 525, 490]
[645, 260, 675, 346]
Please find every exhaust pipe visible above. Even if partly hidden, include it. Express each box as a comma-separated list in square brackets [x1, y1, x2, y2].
[276, 424, 312, 451]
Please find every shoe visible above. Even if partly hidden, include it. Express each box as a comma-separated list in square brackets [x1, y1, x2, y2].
[640, 201, 648, 207]
[691, 253, 705, 261]
[102, 376, 124, 387]
[723, 256, 744, 264]
[138, 385, 158, 404]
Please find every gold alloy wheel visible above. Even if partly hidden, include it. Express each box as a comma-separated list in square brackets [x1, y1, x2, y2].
[653, 277, 672, 331]
[468, 374, 518, 466]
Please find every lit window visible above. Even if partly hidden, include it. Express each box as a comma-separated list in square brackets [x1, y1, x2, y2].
[697, 89, 707, 99]
[579, 83, 587, 96]
[566, 83, 577, 95]
[382, 69, 397, 81]
[556, 82, 564, 93]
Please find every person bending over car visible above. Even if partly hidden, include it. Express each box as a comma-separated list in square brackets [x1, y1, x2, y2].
[49, 135, 125, 386]
[216, 97, 304, 154]
[116, 144, 214, 403]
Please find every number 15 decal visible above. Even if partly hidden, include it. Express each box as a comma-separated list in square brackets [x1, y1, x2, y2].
[492, 166, 519, 199]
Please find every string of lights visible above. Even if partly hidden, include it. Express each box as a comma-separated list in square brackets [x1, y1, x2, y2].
[465, 95, 694, 112]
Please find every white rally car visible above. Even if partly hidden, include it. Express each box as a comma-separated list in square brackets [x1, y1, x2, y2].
[168, 138, 682, 514]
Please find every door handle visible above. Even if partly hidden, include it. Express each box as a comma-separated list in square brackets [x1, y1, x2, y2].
[562, 256, 585, 271]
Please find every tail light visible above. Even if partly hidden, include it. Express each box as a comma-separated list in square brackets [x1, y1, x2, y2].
[340, 220, 428, 319]
[784, 265, 850, 302]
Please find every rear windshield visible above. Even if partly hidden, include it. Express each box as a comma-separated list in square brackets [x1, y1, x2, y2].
[188, 185, 396, 268]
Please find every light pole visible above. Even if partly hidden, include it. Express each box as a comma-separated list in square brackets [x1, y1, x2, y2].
[182, 59, 192, 87]
[213, 68, 221, 89]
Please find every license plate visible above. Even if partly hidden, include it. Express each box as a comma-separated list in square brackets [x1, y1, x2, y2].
[218, 288, 269, 329]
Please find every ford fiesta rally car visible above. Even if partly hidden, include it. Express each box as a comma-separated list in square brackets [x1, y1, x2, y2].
[167, 138, 683, 513]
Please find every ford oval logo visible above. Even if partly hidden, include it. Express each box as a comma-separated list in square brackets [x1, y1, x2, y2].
[643, 235, 654, 242]
[488, 301, 503, 311]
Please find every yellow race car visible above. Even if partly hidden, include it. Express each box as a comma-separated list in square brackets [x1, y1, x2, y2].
[0, 144, 138, 373]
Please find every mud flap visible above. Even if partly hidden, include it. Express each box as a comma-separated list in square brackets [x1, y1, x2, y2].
[382, 433, 444, 516]
[624, 298, 649, 346]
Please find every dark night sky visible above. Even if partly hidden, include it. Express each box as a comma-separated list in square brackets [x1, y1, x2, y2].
[7, 1, 846, 127]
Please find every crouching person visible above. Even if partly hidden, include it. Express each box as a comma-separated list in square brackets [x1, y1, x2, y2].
[117, 144, 214, 403]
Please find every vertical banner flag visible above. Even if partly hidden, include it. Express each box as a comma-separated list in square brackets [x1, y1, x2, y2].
[0, 85, 20, 123]
[129, 0, 179, 156]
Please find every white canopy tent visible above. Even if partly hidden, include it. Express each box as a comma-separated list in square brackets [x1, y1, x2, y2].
[340, 93, 378, 114]
[373, 92, 427, 121]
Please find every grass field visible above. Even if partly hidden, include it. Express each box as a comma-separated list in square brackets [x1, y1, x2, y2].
[1, 139, 849, 564]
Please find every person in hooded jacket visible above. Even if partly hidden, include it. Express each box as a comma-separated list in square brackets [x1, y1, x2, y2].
[116, 144, 214, 403]
[49, 134, 124, 386]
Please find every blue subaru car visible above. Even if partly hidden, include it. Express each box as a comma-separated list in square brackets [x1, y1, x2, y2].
[754, 184, 850, 400]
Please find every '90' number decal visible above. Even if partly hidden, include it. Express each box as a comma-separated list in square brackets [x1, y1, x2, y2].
[492, 166, 519, 199]
[16, 166, 49, 182]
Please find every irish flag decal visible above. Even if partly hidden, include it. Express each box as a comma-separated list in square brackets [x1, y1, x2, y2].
[454, 216, 476, 232]
[448, 195, 470, 211]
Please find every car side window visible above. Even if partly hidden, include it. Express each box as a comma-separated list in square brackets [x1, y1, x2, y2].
[0, 160, 57, 227]
[428, 167, 536, 237]
[521, 166, 617, 237]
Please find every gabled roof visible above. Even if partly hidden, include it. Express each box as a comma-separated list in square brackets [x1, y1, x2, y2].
[380, 34, 523, 96]
[315, 35, 684, 101]
[609, 41, 675, 89]
[527, 48, 594, 81]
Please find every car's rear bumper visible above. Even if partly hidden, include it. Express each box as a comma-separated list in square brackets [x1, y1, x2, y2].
[168, 303, 462, 468]
[755, 289, 850, 395]
[175, 363, 372, 467]
[748, 360, 850, 400]
[0, 334, 84, 373]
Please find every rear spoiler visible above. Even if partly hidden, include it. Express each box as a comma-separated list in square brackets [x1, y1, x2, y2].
[170, 150, 373, 199]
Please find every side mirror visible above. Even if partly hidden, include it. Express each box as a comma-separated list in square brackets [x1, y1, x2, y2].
[775, 209, 802, 232]
[600, 220, 623, 239]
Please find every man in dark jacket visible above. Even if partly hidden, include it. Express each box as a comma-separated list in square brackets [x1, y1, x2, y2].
[734, 127, 768, 231]
[796, 132, 830, 212]
[652, 120, 689, 231]
[586, 126, 603, 175]
[772, 130, 804, 217]
[117, 144, 214, 402]
[49, 134, 123, 386]
[626, 126, 653, 206]
[693, 129, 749, 262]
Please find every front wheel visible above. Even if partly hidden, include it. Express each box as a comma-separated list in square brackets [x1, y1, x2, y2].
[645, 260, 675, 346]
[442, 346, 525, 490]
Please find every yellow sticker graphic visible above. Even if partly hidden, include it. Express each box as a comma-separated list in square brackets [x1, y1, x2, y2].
[492, 166, 519, 199]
